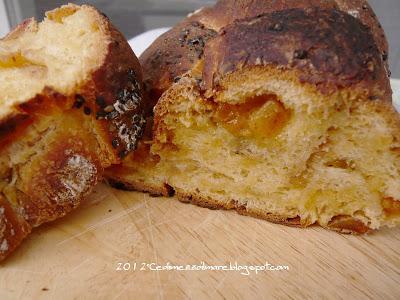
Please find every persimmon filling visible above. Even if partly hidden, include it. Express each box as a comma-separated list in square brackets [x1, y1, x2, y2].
[47, 6, 79, 23]
[213, 94, 291, 139]
[0, 53, 34, 69]
[382, 197, 400, 217]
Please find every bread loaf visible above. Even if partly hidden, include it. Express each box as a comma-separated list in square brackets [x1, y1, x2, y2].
[106, 1, 400, 233]
[0, 4, 145, 261]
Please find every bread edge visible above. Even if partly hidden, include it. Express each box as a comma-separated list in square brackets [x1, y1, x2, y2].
[106, 177, 372, 234]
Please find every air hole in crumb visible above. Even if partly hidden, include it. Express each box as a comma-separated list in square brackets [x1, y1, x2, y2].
[240, 169, 249, 177]
[325, 159, 355, 170]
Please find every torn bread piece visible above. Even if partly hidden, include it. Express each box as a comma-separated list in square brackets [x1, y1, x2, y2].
[0, 4, 145, 261]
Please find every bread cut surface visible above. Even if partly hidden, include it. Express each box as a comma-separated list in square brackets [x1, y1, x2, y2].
[0, 4, 145, 261]
[0, 6, 106, 118]
[106, 5, 400, 234]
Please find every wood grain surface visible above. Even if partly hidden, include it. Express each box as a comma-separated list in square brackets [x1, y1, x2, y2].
[0, 183, 399, 299]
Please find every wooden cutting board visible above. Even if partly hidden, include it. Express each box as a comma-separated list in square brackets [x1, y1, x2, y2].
[0, 183, 399, 299]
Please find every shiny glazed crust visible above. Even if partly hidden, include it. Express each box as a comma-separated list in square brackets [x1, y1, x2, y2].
[0, 4, 145, 261]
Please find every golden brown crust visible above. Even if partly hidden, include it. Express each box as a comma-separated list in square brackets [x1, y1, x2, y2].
[106, 175, 305, 227]
[326, 215, 371, 234]
[202, 8, 388, 96]
[0, 4, 145, 261]
[107, 177, 174, 197]
[140, 16, 217, 109]
[174, 189, 373, 234]
[139, 0, 389, 101]
[109, 177, 370, 234]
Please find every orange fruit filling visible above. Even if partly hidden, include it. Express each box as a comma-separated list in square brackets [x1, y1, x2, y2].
[382, 197, 400, 217]
[0, 53, 33, 69]
[213, 94, 291, 139]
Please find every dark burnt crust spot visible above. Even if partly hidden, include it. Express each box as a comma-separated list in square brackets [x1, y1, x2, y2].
[74, 94, 85, 109]
[111, 139, 120, 148]
[0, 114, 31, 150]
[107, 179, 130, 191]
[368, 95, 379, 101]
[203, 8, 385, 93]
[293, 49, 308, 60]
[96, 111, 106, 119]
[140, 19, 217, 98]
[95, 96, 106, 107]
[164, 183, 175, 197]
[118, 150, 128, 159]
[100, 12, 109, 20]
[83, 106, 91, 115]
